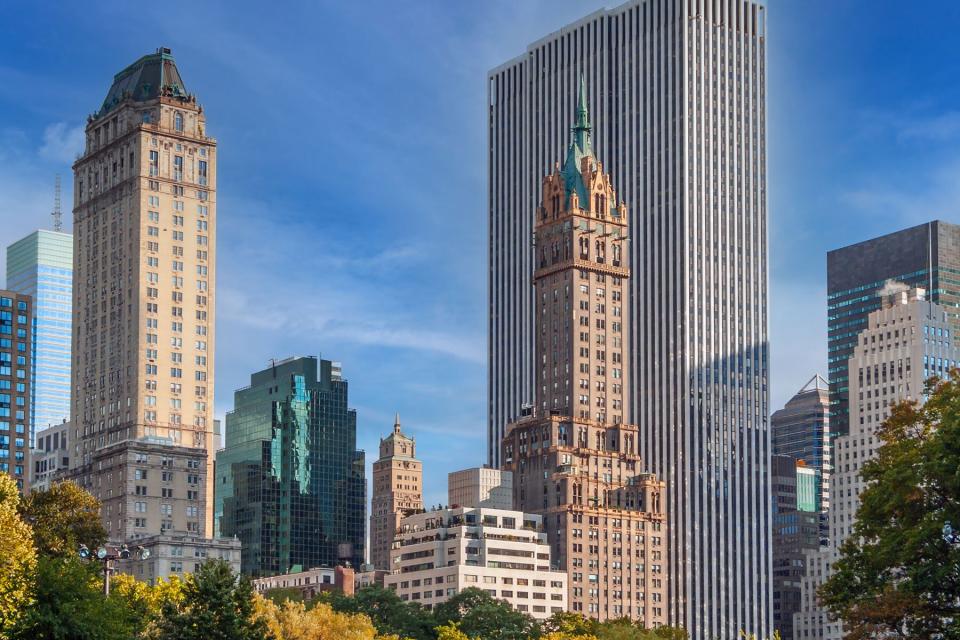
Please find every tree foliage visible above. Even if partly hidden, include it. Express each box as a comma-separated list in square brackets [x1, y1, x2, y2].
[323, 585, 434, 640]
[0, 474, 35, 639]
[156, 559, 267, 640]
[18, 480, 107, 557]
[11, 556, 133, 640]
[432, 587, 539, 640]
[109, 572, 185, 638]
[819, 372, 960, 639]
[257, 597, 381, 640]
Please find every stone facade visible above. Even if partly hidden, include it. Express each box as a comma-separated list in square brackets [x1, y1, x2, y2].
[502, 83, 667, 625]
[69, 48, 216, 542]
[370, 415, 423, 571]
[448, 466, 512, 510]
[385, 507, 566, 620]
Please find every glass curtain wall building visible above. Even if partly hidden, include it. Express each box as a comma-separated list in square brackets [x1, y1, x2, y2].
[6, 230, 72, 445]
[827, 220, 960, 438]
[215, 356, 366, 577]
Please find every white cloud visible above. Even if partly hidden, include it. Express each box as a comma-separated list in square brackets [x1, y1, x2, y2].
[39, 122, 85, 164]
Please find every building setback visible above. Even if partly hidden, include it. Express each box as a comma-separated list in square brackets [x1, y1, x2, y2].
[827, 221, 960, 438]
[796, 286, 959, 639]
[488, 2, 770, 636]
[370, 415, 423, 571]
[31, 421, 70, 492]
[385, 507, 567, 619]
[68, 48, 218, 545]
[6, 229, 73, 443]
[501, 83, 667, 625]
[0, 291, 32, 490]
[215, 356, 366, 576]
[448, 466, 513, 510]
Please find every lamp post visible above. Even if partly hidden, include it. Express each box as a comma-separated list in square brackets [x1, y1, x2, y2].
[78, 543, 151, 595]
[943, 521, 960, 546]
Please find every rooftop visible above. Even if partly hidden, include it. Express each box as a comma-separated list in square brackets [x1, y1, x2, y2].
[97, 47, 189, 118]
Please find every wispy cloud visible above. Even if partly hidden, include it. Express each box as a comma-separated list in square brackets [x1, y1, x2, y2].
[38, 122, 84, 163]
[839, 157, 960, 225]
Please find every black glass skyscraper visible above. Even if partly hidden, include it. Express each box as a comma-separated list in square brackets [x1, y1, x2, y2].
[215, 356, 365, 576]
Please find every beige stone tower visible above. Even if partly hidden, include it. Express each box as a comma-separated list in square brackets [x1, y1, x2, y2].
[70, 48, 216, 541]
[502, 79, 667, 624]
[369, 414, 423, 571]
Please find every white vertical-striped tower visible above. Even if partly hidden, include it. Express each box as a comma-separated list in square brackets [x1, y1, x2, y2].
[488, 1, 770, 637]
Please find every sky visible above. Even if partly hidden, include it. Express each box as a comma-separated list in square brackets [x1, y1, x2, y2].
[1, 0, 960, 509]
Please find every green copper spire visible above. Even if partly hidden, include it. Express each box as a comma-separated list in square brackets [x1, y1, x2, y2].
[560, 74, 595, 208]
[573, 74, 592, 150]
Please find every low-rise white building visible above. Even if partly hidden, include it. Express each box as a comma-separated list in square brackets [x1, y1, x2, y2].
[252, 565, 355, 598]
[385, 507, 566, 619]
[448, 466, 513, 510]
[119, 534, 241, 584]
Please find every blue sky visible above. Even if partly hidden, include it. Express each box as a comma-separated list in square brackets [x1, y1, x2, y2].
[1, 1, 960, 508]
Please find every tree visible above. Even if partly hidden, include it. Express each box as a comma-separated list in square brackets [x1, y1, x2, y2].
[0, 474, 35, 638]
[541, 611, 598, 637]
[257, 597, 379, 640]
[18, 481, 107, 557]
[432, 587, 538, 640]
[435, 623, 469, 640]
[156, 559, 267, 640]
[11, 555, 133, 640]
[323, 585, 434, 640]
[820, 372, 960, 639]
[109, 573, 185, 638]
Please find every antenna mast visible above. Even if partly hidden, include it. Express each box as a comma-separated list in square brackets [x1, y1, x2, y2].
[51, 175, 63, 232]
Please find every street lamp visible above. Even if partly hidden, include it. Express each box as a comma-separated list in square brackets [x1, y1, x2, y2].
[78, 543, 151, 594]
[943, 521, 960, 546]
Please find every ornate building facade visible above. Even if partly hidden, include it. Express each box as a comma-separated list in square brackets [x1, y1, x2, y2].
[369, 415, 423, 571]
[502, 83, 667, 624]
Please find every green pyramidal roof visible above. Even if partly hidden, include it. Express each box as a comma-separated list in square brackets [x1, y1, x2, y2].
[97, 47, 187, 118]
[561, 75, 595, 208]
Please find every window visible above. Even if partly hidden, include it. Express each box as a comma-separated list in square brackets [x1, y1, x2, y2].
[173, 156, 183, 181]
[149, 151, 159, 177]
[174, 111, 184, 132]
[198, 160, 208, 186]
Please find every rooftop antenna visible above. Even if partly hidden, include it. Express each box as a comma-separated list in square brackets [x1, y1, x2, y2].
[51, 175, 63, 232]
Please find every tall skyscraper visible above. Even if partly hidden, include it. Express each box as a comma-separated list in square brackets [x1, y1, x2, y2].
[489, 2, 770, 636]
[771, 375, 830, 517]
[827, 221, 960, 438]
[796, 285, 957, 639]
[502, 84, 668, 624]
[70, 48, 216, 542]
[370, 414, 423, 571]
[0, 292, 32, 490]
[215, 356, 366, 576]
[7, 229, 73, 443]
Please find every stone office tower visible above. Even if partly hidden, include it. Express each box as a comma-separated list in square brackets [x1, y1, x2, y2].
[70, 49, 216, 541]
[502, 83, 668, 624]
[489, 2, 770, 636]
[369, 415, 423, 571]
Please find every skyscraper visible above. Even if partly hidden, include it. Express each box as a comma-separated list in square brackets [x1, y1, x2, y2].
[0, 291, 32, 490]
[796, 286, 957, 639]
[489, 2, 770, 636]
[370, 414, 423, 571]
[215, 356, 366, 576]
[827, 221, 960, 438]
[70, 48, 216, 542]
[7, 229, 73, 443]
[771, 375, 830, 516]
[502, 83, 668, 624]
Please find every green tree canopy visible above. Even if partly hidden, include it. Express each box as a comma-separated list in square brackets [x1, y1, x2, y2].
[156, 559, 267, 640]
[18, 480, 107, 557]
[322, 585, 434, 640]
[11, 556, 133, 640]
[819, 373, 960, 639]
[432, 587, 538, 640]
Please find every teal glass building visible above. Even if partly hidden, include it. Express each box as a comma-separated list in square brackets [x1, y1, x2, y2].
[6, 230, 72, 445]
[215, 356, 366, 576]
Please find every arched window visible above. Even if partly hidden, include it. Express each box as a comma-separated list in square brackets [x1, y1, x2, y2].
[579, 237, 589, 259]
[613, 243, 621, 267]
[596, 240, 605, 263]
[174, 112, 184, 132]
